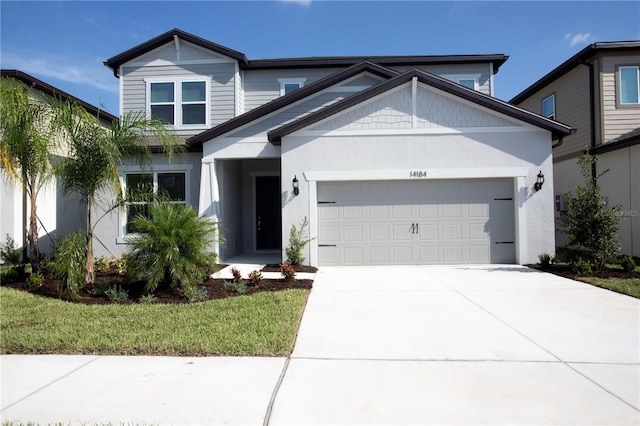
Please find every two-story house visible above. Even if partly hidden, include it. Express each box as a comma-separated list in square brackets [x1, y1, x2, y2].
[0, 70, 118, 260]
[100, 28, 573, 266]
[511, 41, 640, 257]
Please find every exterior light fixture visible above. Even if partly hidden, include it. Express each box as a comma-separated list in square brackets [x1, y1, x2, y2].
[534, 170, 545, 191]
[292, 175, 299, 196]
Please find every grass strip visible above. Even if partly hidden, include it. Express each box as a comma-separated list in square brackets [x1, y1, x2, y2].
[0, 287, 309, 356]
[578, 277, 640, 299]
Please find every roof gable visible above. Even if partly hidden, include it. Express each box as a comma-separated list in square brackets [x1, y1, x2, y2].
[268, 69, 575, 144]
[186, 61, 399, 146]
[104, 28, 249, 76]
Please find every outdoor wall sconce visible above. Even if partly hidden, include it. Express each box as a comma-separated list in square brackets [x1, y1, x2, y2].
[534, 170, 545, 191]
[292, 175, 299, 196]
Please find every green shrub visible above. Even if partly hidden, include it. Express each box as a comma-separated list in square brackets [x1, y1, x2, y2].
[0, 234, 21, 264]
[183, 285, 209, 302]
[248, 270, 263, 286]
[223, 280, 247, 295]
[573, 257, 593, 276]
[39, 257, 55, 272]
[138, 294, 158, 304]
[126, 203, 218, 294]
[559, 152, 621, 270]
[619, 255, 636, 273]
[26, 272, 44, 288]
[116, 253, 131, 275]
[285, 217, 315, 266]
[53, 230, 87, 300]
[95, 256, 114, 273]
[538, 253, 551, 269]
[105, 284, 129, 302]
[1, 266, 20, 284]
[281, 263, 296, 281]
[88, 277, 111, 296]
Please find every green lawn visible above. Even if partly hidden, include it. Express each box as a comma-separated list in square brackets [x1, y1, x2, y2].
[578, 277, 640, 299]
[0, 287, 309, 356]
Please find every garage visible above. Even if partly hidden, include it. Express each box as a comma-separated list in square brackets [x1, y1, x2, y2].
[317, 179, 515, 265]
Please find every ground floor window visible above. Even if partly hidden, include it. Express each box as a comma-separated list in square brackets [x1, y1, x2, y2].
[124, 171, 187, 234]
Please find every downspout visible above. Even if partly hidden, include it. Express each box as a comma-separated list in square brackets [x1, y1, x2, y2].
[580, 58, 597, 178]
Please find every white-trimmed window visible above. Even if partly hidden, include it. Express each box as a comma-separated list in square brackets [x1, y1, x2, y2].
[619, 66, 640, 105]
[278, 78, 306, 96]
[458, 78, 477, 90]
[146, 78, 210, 127]
[542, 94, 555, 119]
[121, 168, 189, 235]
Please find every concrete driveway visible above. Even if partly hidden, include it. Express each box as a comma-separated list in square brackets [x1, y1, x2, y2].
[269, 265, 640, 425]
[2, 265, 639, 425]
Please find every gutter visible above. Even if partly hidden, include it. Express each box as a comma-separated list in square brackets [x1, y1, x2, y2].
[579, 58, 597, 178]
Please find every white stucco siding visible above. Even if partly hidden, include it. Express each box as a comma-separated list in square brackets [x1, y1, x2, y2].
[281, 129, 554, 266]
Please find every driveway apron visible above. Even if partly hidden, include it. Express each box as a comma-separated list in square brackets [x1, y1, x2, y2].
[269, 265, 640, 425]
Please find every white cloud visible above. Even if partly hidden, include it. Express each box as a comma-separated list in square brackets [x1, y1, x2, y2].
[1, 51, 117, 94]
[564, 32, 596, 48]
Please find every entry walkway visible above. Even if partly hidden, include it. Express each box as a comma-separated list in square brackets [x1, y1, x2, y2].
[2, 265, 639, 424]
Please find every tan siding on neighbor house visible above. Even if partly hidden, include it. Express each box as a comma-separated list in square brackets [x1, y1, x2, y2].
[515, 65, 591, 161]
[600, 52, 640, 143]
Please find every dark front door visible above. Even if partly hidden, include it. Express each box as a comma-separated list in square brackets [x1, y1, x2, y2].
[256, 176, 282, 250]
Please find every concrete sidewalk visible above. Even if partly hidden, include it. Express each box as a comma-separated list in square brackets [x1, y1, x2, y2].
[2, 265, 639, 425]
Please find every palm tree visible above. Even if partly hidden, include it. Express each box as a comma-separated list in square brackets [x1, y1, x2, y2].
[53, 103, 181, 285]
[0, 77, 59, 272]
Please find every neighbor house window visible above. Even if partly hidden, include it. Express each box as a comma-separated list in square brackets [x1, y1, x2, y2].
[147, 78, 209, 127]
[619, 66, 640, 105]
[458, 79, 476, 90]
[542, 94, 555, 119]
[124, 171, 187, 234]
[278, 78, 306, 96]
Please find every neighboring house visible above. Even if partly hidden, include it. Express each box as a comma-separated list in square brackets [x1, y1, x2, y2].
[510, 41, 640, 257]
[100, 28, 573, 266]
[0, 70, 118, 258]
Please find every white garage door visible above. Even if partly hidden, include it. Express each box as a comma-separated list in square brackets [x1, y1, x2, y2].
[318, 179, 515, 265]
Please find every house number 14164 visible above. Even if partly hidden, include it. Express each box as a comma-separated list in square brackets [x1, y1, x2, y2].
[409, 170, 427, 178]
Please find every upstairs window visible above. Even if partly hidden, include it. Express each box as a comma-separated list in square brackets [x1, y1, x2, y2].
[458, 78, 477, 90]
[619, 66, 639, 105]
[278, 78, 306, 96]
[542, 94, 555, 119]
[147, 79, 209, 127]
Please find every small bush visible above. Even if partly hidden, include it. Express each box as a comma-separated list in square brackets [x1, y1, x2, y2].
[1, 267, 20, 284]
[138, 294, 158, 304]
[183, 285, 208, 302]
[0, 234, 21, 264]
[95, 256, 114, 273]
[619, 255, 636, 273]
[39, 257, 55, 272]
[230, 267, 242, 282]
[285, 217, 315, 266]
[116, 253, 131, 275]
[88, 277, 111, 296]
[281, 263, 296, 281]
[248, 270, 263, 286]
[105, 284, 129, 302]
[538, 253, 551, 269]
[223, 280, 247, 295]
[26, 272, 44, 288]
[573, 257, 593, 276]
[53, 230, 87, 300]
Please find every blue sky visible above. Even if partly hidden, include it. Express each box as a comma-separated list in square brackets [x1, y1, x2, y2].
[2, 1, 639, 115]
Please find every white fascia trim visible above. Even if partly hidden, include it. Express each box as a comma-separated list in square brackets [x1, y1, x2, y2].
[296, 125, 532, 138]
[234, 62, 241, 117]
[303, 167, 529, 182]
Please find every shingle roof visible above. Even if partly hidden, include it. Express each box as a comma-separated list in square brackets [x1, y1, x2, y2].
[187, 61, 400, 146]
[510, 41, 640, 104]
[267, 69, 576, 144]
[104, 28, 509, 76]
[1, 69, 118, 123]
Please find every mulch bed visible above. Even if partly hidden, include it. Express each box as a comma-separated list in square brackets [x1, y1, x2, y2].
[261, 264, 318, 273]
[2, 266, 313, 305]
[527, 263, 640, 280]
